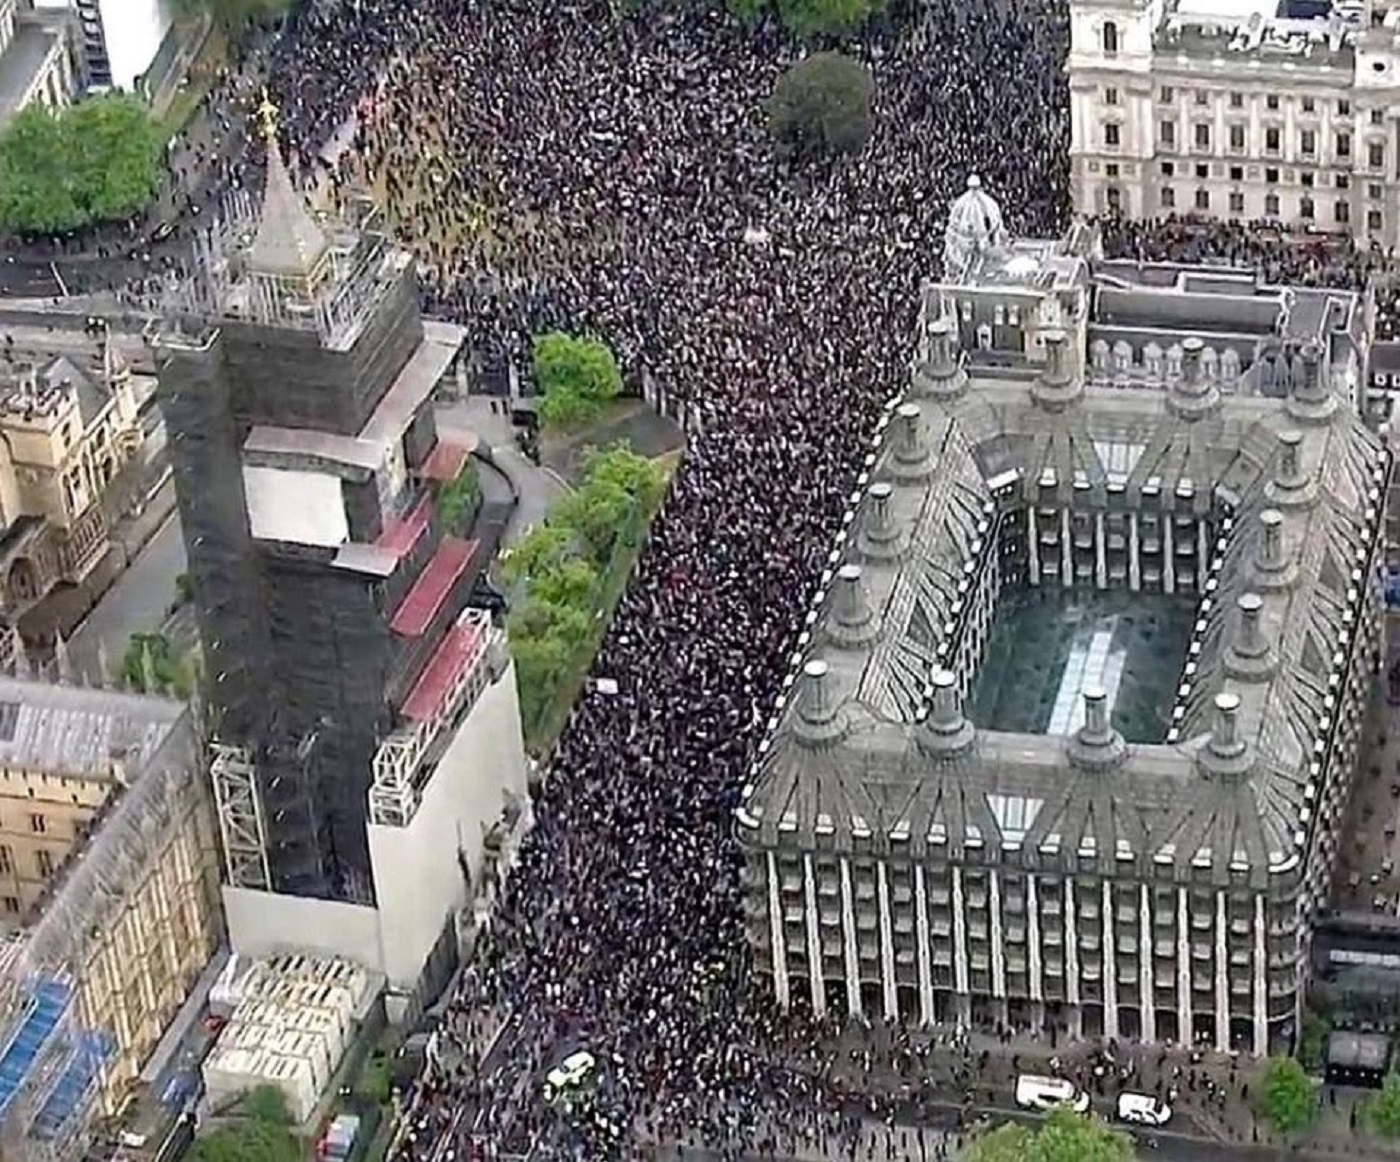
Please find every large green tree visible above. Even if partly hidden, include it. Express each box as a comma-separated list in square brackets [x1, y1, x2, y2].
[532, 332, 623, 428]
[1368, 1073, 1400, 1139]
[172, 0, 292, 31]
[0, 95, 163, 234]
[767, 52, 875, 160]
[776, 0, 883, 37]
[965, 1108, 1136, 1162]
[1256, 1055, 1317, 1137]
[193, 1085, 299, 1162]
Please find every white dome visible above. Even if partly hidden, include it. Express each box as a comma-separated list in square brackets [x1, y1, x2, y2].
[943, 175, 1007, 282]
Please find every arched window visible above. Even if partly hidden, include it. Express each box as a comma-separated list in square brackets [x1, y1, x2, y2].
[1103, 21, 1119, 53]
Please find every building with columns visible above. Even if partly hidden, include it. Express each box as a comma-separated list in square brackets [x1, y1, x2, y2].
[1068, 0, 1400, 247]
[738, 183, 1391, 1055]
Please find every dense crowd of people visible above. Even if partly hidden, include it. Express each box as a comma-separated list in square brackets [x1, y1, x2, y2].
[206, 0, 1400, 1160]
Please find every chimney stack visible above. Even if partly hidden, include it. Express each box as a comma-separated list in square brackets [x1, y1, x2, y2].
[1256, 509, 1285, 573]
[793, 657, 849, 746]
[1266, 428, 1316, 508]
[1287, 342, 1336, 423]
[917, 668, 975, 756]
[1167, 335, 1221, 419]
[1081, 685, 1110, 742]
[1209, 692, 1246, 759]
[829, 563, 879, 647]
[1236, 593, 1265, 657]
[1033, 329, 1083, 410]
[1180, 336, 1204, 391]
[860, 481, 905, 561]
[890, 403, 934, 480]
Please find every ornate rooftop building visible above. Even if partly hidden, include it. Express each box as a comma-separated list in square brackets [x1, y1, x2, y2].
[153, 100, 529, 1021]
[739, 187, 1391, 1055]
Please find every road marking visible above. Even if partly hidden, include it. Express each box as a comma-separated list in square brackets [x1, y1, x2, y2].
[49, 263, 68, 298]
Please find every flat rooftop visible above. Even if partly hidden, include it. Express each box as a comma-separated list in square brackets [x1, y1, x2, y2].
[0, 25, 58, 118]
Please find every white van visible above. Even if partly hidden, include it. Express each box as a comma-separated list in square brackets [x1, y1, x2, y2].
[1014, 1074, 1091, 1112]
[1116, 1091, 1172, 1125]
[544, 1050, 596, 1102]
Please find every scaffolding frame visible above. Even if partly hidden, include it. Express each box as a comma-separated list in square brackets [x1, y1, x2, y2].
[210, 742, 272, 891]
[369, 610, 502, 829]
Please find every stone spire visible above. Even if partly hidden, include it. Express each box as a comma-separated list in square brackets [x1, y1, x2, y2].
[1067, 685, 1127, 770]
[915, 669, 975, 757]
[247, 90, 332, 285]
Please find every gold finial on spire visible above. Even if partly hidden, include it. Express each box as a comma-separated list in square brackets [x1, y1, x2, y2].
[257, 88, 279, 145]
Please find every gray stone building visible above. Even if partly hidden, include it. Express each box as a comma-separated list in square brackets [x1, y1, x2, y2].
[738, 183, 1392, 1055]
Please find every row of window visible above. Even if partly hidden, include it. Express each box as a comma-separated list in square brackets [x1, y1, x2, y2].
[1154, 160, 1378, 192]
[0, 844, 54, 877]
[1157, 187, 1365, 222]
[1155, 86, 1372, 120]
[1102, 119, 1386, 168]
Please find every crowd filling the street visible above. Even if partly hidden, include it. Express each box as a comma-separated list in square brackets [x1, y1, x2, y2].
[33, 0, 1400, 1158]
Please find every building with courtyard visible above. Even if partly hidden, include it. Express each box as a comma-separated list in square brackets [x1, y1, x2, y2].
[738, 179, 1391, 1055]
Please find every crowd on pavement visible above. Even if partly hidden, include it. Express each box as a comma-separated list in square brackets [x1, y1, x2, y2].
[34, 0, 1400, 1157]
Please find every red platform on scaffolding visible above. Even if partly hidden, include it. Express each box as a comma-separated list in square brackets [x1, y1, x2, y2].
[389, 536, 476, 637]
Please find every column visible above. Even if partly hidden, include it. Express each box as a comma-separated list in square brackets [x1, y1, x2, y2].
[1139, 884, 1155, 1043]
[914, 865, 935, 1026]
[952, 866, 970, 1000]
[1176, 887, 1192, 1044]
[990, 870, 1007, 1002]
[803, 855, 826, 1018]
[1128, 513, 1142, 591]
[1094, 512, 1107, 589]
[840, 858, 863, 1021]
[1065, 877, 1081, 1012]
[1253, 894, 1268, 1057]
[1197, 521, 1210, 595]
[1162, 518, 1176, 594]
[767, 852, 790, 1009]
[1027, 874, 1043, 1007]
[1060, 508, 1074, 588]
[1028, 508, 1041, 586]
[1102, 879, 1119, 1039]
[1214, 891, 1230, 1053]
[876, 862, 899, 1021]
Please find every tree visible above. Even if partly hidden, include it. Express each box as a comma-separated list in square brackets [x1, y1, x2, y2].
[581, 443, 667, 512]
[437, 462, 481, 534]
[193, 1085, 299, 1162]
[1257, 1055, 1317, 1137]
[171, 0, 292, 31]
[726, 0, 768, 22]
[964, 1108, 1136, 1162]
[767, 53, 874, 161]
[121, 632, 192, 697]
[1368, 1073, 1400, 1139]
[0, 95, 162, 235]
[532, 332, 622, 428]
[776, 0, 883, 38]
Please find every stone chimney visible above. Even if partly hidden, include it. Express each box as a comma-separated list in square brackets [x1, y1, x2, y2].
[1032, 329, 1082, 410]
[1225, 591, 1277, 680]
[916, 668, 975, 756]
[1265, 429, 1315, 508]
[1068, 685, 1127, 769]
[1167, 336, 1220, 420]
[829, 563, 879, 648]
[1252, 508, 1296, 590]
[795, 658, 847, 745]
[915, 316, 969, 400]
[1198, 690, 1254, 777]
[858, 481, 906, 561]
[889, 403, 935, 481]
[1287, 342, 1336, 424]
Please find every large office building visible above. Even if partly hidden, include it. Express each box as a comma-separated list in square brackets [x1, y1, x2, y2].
[0, 677, 220, 1162]
[738, 181, 1391, 1055]
[152, 111, 529, 1021]
[1068, 0, 1400, 244]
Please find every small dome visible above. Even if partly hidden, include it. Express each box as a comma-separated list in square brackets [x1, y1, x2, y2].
[943, 175, 1007, 282]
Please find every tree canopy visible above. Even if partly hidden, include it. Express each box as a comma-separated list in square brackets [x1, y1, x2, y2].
[776, 0, 883, 38]
[438, 461, 482, 535]
[122, 632, 193, 699]
[193, 1085, 298, 1162]
[0, 95, 163, 235]
[532, 332, 623, 428]
[767, 52, 875, 160]
[1256, 1055, 1316, 1137]
[502, 443, 667, 743]
[964, 1108, 1137, 1162]
[1368, 1073, 1400, 1138]
[172, 0, 292, 31]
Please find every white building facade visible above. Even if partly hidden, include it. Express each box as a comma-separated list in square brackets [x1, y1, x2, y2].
[1069, 0, 1400, 246]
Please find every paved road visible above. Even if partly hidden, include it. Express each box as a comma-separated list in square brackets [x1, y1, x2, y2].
[68, 510, 186, 678]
